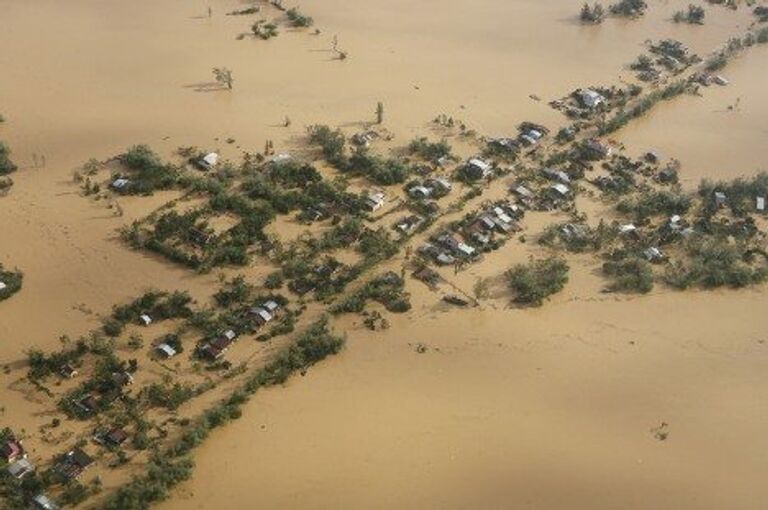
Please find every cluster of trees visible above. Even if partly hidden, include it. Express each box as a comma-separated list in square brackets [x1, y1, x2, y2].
[115, 145, 181, 195]
[580, 3, 606, 23]
[603, 257, 654, 293]
[0, 141, 16, 176]
[506, 256, 570, 306]
[286, 7, 313, 27]
[307, 125, 413, 185]
[408, 137, 453, 163]
[699, 172, 768, 217]
[106, 290, 194, 337]
[616, 188, 692, 222]
[599, 80, 691, 134]
[674, 4, 706, 24]
[330, 271, 411, 314]
[104, 318, 343, 509]
[251, 19, 279, 39]
[609, 0, 647, 17]
[663, 235, 768, 289]
[0, 265, 22, 301]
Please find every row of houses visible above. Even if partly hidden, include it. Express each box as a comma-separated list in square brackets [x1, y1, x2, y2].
[197, 300, 281, 361]
[418, 201, 523, 266]
[407, 176, 452, 200]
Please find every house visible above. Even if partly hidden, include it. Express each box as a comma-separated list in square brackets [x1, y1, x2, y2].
[32, 494, 60, 510]
[425, 177, 452, 194]
[512, 185, 534, 199]
[408, 185, 432, 200]
[139, 314, 153, 326]
[757, 196, 766, 212]
[395, 215, 424, 235]
[365, 192, 386, 212]
[582, 139, 612, 160]
[714, 191, 727, 206]
[644, 247, 665, 263]
[578, 89, 605, 109]
[250, 307, 273, 326]
[270, 153, 292, 165]
[7, 458, 34, 479]
[619, 224, 638, 238]
[456, 242, 476, 258]
[156, 343, 177, 359]
[352, 131, 378, 146]
[0, 282, 5, 291]
[111, 178, 130, 190]
[112, 371, 134, 387]
[549, 183, 570, 198]
[542, 167, 571, 184]
[1, 439, 24, 463]
[189, 227, 213, 247]
[103, 427, 129, 447]
[463, 158, 492, 180]
[196, 152, 219, 171]
[713, 75, 729, 86]
[435, 252, 455, 265]
[55, 448, 94, 481]
[75, 393, 99, 414]
[560, 223, 589, 242]
[488, 137, 520, 152]
[59, 364, 78, 379]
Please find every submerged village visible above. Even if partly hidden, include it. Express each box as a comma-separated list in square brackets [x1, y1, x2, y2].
[2, 1, 768, 509]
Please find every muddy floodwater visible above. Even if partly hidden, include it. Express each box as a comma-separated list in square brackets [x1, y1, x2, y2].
[1, 0, 767, 508]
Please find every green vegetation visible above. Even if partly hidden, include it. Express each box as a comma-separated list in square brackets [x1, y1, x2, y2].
[603, 257, 654, 293]
[330, 272, 411, 314]
[104, 318, 343, 510]
[408, 137, 452, 163]
[0, 141, 17, 176]
[698, 172, 768, 216]
[0, 265, 22, 301]
[307, 124, 412, 185]
[757, 26, 768, 43]
[252, 19, 279, 39]
[609, 0, 647, 17]
[286, 7, 313, 27]
[115, 145, 180, 194]
[616, 189, 692, 222]
[663, 236, 768, 289]
[580, 2, 606, 23]
[674, 4, 705, 24]
[227, 6, 260, 15]
[506, 256, 569, 306]
[599, 80, 691, 134]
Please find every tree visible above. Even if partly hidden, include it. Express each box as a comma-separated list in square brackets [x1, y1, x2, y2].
[375, 102, 384, 124]
[212, 67, 234, 90]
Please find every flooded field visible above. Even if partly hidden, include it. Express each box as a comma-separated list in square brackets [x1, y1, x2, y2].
[1, 0, 767, 508]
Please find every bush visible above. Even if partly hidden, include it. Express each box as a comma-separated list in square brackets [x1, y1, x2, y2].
[663, 236, 768, 289]
[506, 256, 569, 306]
[609, 0, 647, 17]
[286, 7, 313, 27]
[0, 265, 23, 301]
[408, 137, 452, 163]
[603, 257, 654, 293]
[0, 141, 18, 175]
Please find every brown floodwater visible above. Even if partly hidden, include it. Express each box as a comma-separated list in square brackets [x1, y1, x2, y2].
[1, 0, 767, 508]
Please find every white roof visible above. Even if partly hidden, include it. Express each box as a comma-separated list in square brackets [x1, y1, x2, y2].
[139, 314, 152, 326]
[551, 183, 570, 196]
[757, 197, 765, 211]
[8, 459, 33, 477]
[202, 152, 219, 167]
[223, 330, 237, 340]
[156, 343, 177, 358]
[271, 153, 292, 164]
[0, 282, 6, 290]
[457, 243, 476, 256]
[580, 89, 604, 107]
[112, 178, 130, 189]
[468, 158, 491, 171]
[514, 185, 533, 198]
[619, 224, 637, 233]
[263, 300, 279, 312]
[409, 185, 432, 197]
[254, 308, 273, 322]
[670, 215, 681, 224]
